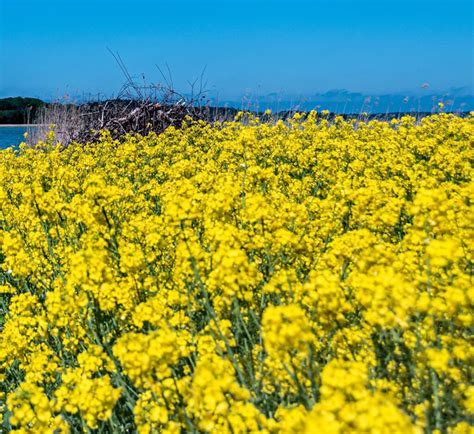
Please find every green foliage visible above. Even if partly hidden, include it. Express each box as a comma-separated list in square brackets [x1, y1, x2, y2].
[0, 97, 46, 124]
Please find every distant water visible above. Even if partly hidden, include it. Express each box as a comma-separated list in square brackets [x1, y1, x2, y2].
[0, 126, 35, 150]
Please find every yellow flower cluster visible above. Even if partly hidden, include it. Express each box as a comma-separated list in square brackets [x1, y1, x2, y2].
[0, 112, 472, 432]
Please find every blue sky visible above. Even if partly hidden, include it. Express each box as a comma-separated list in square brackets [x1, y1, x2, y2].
[0, 0, 472, 100]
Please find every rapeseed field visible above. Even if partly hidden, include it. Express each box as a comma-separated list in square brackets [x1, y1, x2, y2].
[0, 112, 472, 433]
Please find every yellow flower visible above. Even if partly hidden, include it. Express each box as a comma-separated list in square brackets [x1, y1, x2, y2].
[0, 112, 472, 432]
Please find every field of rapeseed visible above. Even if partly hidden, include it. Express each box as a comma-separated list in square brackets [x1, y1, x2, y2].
[0, 112, 472, 433]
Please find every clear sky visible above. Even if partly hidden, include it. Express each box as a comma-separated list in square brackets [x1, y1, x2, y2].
[0, 0, 472, 100]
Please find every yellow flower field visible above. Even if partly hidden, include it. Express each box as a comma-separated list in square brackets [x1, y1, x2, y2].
[0, 112, 473, 433]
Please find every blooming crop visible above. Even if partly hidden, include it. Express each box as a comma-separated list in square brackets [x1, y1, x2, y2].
[0, 112, 472, 432]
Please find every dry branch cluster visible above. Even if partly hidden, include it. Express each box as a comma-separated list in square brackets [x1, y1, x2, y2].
[31, 96, 217, 146]
[30, 51, 228, 145]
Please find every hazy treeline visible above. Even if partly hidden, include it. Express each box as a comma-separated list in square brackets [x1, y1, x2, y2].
[0, 97, 47, 124]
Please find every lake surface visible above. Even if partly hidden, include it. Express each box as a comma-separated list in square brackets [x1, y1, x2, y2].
[0, 126, 36, 150]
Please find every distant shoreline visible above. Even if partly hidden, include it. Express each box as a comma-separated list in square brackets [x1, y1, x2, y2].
[0, 124, 42, 127]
